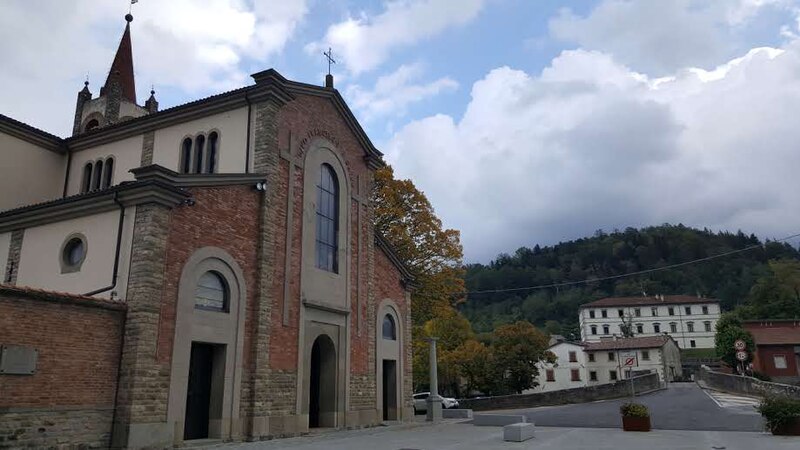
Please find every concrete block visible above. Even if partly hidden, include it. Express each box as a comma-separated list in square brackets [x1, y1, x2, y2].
[473, 414, 527, 426]
[503, 422, 535, 442]
[442, 409, 473, 419]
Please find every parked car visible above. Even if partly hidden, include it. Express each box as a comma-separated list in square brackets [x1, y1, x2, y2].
[412, 392, 460, 413]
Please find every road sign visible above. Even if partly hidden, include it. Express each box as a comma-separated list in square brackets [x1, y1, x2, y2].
[735, 350, 748, 361]
[734, 340, 746, 351]
[621, 352, 637, 367]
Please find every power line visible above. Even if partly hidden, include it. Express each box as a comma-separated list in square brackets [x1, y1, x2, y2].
[458, 231, 800, 297]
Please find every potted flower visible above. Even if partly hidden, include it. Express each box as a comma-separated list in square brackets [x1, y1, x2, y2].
[758, 395, 800, 435]
[620, 402, 651, 432]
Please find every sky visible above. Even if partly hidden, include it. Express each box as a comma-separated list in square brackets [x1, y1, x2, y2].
[3, 0, 800, 263]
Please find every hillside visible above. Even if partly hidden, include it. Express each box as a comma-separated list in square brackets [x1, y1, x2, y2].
[460, 225, 800, 336]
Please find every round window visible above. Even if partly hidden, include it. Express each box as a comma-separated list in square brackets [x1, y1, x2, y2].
[195, 271, 229, 312]
[62, 236, 86, 271]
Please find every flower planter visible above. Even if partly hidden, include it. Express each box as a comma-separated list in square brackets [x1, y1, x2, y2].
[771, 417, 800, 436]
[622, 416, 651, 432]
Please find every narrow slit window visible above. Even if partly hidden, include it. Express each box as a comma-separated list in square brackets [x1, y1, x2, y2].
[181, 138, 192, 174]
[101, 158, 114, 189]
[82, 163, 93, 193]
[194, 134, 206, 174]
[92, 161, 103, 191]
[207, 132, 218, 174]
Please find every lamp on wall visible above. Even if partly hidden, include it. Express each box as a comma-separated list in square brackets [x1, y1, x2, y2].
[254, 181, 267, 191]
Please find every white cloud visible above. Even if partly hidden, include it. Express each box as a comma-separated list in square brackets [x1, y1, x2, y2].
[385, 41, 800, 262]
[345, 63, 458, 122]
[307, 0, 485, 75]
[0, 0, 307, 136]
[549, 0, 793, 75]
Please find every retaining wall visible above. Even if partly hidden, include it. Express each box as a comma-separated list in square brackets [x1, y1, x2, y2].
[697, 366, 800, 400]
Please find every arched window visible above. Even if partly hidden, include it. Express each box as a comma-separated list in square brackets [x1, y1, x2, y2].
[194, 134, 206, 174]
[101, 158, 114, 189]
[195, 271, 229, 312]
[81, 163, 93, 193]
[85, 119, 99, 131]
[382, 314, 396, 340]
[315, 164, 339, 272]
[207, 132, 219, 174]
[181, 138, 192, 174]
[91, 160, 103, 191]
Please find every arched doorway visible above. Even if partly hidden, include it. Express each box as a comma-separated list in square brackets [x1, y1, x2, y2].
[309, 334, 337, 428]
[377, 304, 403, 422]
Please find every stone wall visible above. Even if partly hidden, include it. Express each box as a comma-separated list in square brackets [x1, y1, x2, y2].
[459, 373, 662, 411]
[0, 287, 125, 448]
[697, 366, 800, 399]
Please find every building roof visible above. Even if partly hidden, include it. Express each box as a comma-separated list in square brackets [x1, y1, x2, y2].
[743, 321, 800, 346]
[581, 295, 719, 308]
[583, 335, 674, 351]
[101, 15, 136, 103]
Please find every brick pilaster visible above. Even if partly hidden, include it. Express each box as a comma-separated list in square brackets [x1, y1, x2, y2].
[140, 131, 155, 166]
[4, 229, 24, 285]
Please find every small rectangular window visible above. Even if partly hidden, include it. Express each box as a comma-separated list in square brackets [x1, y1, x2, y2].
[601, 309, 608, 318]
[609, 370, 618, 381]
[591, 326, 597, 335]
[641, 350, 650, 361]
[608, 352, 615, 362]
[589, 371, 597, 381]
[702, 306, 709, 314]
[636, 324, 643, 334]
[685, 306, 692, 315]
[603, 325, 610, 335]
[571, 369, 581, 381]
[588, 353, 595, 362]
[704, 321, 712, 332]
[774, 355, 788, 369]
[618, 309, 624, 317]
[569, 351, 577, 363]
[589, 310, 596, 319]
[651, 307, 658, 316]
[687, 322, 695, 333]
[653, 323, 661, 333]
[634, 308, 641, 317]
[546, 369, 555, 382]
[690, 340, 696, 348]
[668, 307, 675, 316]
[670, 322, 678, 333]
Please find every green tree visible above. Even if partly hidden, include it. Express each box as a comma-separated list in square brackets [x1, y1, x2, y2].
[742, 260, 800, 319]
[714, 314, 755, 369]
[451, 340, 500, 395]
[492, 321, 554, 394]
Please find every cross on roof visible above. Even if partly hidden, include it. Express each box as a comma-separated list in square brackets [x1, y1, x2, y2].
[323, 47, 336, 75]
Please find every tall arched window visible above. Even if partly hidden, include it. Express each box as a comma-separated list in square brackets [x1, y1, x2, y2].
[315, 164, 339, 272]
[181, 138, 192, 174]
[194, 134, 206, 174]
[81, 163, 93, 193]
[207, 132, 219, 174]
[195, 271, 229, 312]
[101, 158, 114, 189]
[91, 160, 103, 191]
[382, 314, 397, 340]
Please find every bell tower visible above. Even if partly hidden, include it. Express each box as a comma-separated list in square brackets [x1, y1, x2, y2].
[72, 13, 155, 135]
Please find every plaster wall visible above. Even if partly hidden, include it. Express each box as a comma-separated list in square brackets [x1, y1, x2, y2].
[531, 342, 588, 393]
[66, 135, 142, 195]
[152, 107, 248, 173]
[15, 207, 136, 299]
[0, 131, 65, 212]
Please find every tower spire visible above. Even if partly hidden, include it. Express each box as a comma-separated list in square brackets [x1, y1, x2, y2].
[101, 14, 137, 104]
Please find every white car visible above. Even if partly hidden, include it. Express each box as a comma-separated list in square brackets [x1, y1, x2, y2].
[412, 392, 460, 413]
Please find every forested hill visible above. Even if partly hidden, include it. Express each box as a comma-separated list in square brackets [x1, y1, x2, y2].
[460, 225, 800, 336]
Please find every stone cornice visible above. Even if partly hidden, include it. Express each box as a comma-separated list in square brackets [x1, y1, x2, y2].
[0, 114, 65, 153]
[0, 180, 188, 233]
[131, 165, 267, 188]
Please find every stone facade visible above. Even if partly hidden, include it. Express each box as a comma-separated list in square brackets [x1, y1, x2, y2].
[3, 229, 23, 285]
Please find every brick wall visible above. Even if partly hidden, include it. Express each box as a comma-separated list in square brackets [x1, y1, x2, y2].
[0, 289, 125, 448]
[459, 373, 663, 411]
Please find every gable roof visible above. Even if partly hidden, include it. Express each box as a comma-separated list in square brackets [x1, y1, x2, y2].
[0, 113, 65, 153]
[743, 321, 800, 345]
[583, 335, 675, 351]
[581, 295, 719, 308]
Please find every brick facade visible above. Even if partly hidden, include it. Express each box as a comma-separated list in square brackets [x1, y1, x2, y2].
[0, 289, 125, 448]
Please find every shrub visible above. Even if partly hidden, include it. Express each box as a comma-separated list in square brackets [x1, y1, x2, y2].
[620, 402, 649, 418]
[758, 395, 800, 432]
[751, 371, 772, 382]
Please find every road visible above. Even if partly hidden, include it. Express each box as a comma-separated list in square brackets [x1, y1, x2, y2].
[506, 383, 764, 431]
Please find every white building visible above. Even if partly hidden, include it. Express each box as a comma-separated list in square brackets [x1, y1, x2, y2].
[583, 335, 683, 384]
[579, 295, 721, 349]
[531, 341, 588, 392]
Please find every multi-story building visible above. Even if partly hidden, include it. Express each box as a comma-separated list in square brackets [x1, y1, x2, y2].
[579, 295, 721, 349]
[583, 335, 683, 384]
[531, 341, 588, 392]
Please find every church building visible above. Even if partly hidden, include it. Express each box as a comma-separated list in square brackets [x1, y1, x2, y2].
[0, 14, 414, 448]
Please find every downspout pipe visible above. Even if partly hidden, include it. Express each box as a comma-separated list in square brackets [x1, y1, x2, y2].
[84, 192, 125, 297]
[245, 92, 252, 174]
